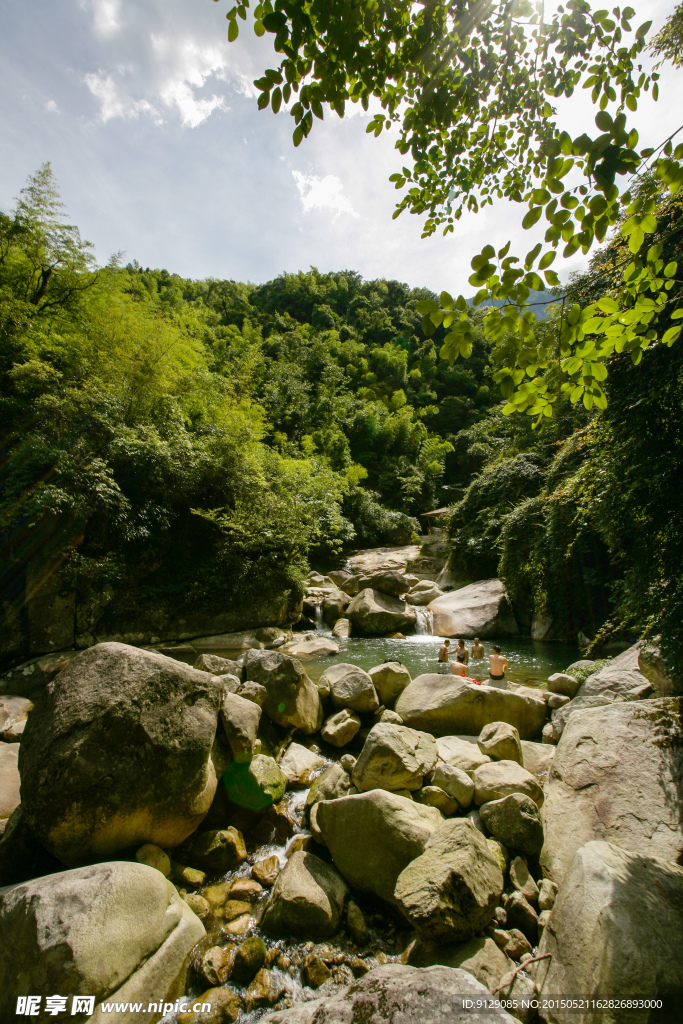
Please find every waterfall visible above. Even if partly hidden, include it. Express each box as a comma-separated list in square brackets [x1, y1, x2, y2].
[414, 607, 433, 635]
[314, 600, 324, 631]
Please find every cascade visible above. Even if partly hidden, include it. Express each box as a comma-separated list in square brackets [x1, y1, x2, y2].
[414, 607, 434, 635]
[314, 600, 324, 631]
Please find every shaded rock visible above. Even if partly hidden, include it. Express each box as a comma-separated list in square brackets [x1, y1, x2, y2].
[503, 891, 538, 942]
[0, 696, 33, 741]
[509, 857, 539, 904]
[0, 743, 20, 827]
[408, 935, 513, 994]
[18, 642, 224, 865]
[171, 861, 205, 888]
[394, 818, 503, 941]
[0, 650, 80, 699]
[177, 827, 247, 873]
[238, 680, 267, 707]
[638, 642, 679, 696]
[428, 580, 518, 639]
[332, 618, 351, 639]
[520, 740, 555, 781]
[346, 589, 416, 636]
[346, 900, 369, 945]
[252, 855, 281, 887]
[221, 692, 262, 764]
[179, 988, 242, 1024]
[473, 761, 543, 807]
[135, 843, 171, 877]
[534, 841, 683, 1021]
[321, 709, 361, 747]
[397, 677, 547, 740]
[546, 673, 580, 698]
[232, 935, 268, 984]
[541, 698, 683, 884]
[279, 743, 324, 787]
[246, 968, 286, 1010]
[479, 794, 544, 859]
[261, 850, 348, 939]
[577, 643, 647, 697]
[243, 650, 323, 734]
[368, 662, 412, 705]
[319, 663, 379, 714]
[0, 861, 205, 1021]
[352, 723, 438, 793]
[322, 591, 350, 627]
[437, 735, 491, 773]
[478, 722, 523, 764]
[0, 804, 63, 886]
[538, 878, 558, 912]
[258, 962, 519, 1023]
[194, 653, 242, 677]
[489, 927, 533, 961]
[414, 785, 458, 815]
[428, 761, 475, 807]
[340, 754, 356, 773]
[316, 790, 442, 904]
[303, 955, 332, 988]
[222, 754, 287, 812]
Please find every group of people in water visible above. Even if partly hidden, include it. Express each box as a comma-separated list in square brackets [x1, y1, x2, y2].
[437, 637, 509, 688]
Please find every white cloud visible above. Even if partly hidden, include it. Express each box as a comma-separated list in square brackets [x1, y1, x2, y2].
[82, 0, 122, 37]
[45, 99, 60, 114]
[84, 71, 162, 123]
[292, 171, 359, 220]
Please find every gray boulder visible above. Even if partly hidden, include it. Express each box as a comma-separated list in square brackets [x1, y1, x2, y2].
[577, 643, 648, 697]
[331, 617, 351, 638]
[0, 743, 20, 828]
[534, 841, 683, 1021]
[18, 643, 225, 865]
[396, 676, 547, 740]
[480, 793, 544, 859]
[0, 696, 33, 741]
[428, 579, 518, 638]
[243, 650, 323, 734]
[352, 723, 438, 793]
[220, 691, 262, 763]
[261, 850, 348, 939]
[406, 583, 443, 605]
[437, 735, 491, 773]
[346, 589, 416, 636]
[429, 760, 475, 807]
[0, 862, 205, 1022]
[368, 662, 412, 705]
[322, 591, 350, 627]
[473, 760, 544, 807]
[364, 570, 408, 596]
[547, 692, 619, 742]
[318, 663, 379, 714]
[193, 653, 242, 677]
[546, 673, 580, 698]
[477, 721, 523, 764]
[321, 709, 361, 747]
[541, 698, 683, 884]
[316, 790, 442, 904]
[278, 637, 340, 659]
[394, 818, 504, 942]
[259, 962, 518, 1023]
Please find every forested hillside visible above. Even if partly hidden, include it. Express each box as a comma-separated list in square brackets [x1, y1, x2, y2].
[1, 166, 681, 670]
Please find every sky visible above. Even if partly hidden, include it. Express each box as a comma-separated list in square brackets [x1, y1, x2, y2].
[0, 0, 679, 295]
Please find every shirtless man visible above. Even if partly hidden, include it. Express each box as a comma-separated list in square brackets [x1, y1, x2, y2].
[471, 637, 485, 660]
[488, 645, 508, 688]
[450, 654, 469, 677]
[438, 639, 451, 672]
[456, 639, 469, 665]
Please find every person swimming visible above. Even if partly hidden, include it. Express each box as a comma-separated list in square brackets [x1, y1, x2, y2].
[471, 637, 485, 660]
[438, 639, 451, 672]
[450, 653, 469, 677]
[488, 645, 508, 688]
[455, 639, 469, 665]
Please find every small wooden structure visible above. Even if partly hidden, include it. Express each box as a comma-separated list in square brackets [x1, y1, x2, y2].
[420, 506, 451, 534]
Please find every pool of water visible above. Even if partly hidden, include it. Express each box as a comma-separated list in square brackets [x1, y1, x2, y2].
[171, 633, 580, 690]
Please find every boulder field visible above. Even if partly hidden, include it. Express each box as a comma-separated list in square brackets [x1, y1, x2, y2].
[0, 628, 681, 1023]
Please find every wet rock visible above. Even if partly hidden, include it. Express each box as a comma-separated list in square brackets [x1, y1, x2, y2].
[0, 861, 206, 1021]
[171, 861, 206, 889]
[279, 742, 325, 787]
[538, 878, 558, 912]
[428, 579, 518, 639]
[0, 743, 20, 829]
[396, 678, 547, 740]
[220, 692, 262, 764]
[183, 893, 210, 919]
[230, 877, 263, 900]
[546, 673, 580, 698]
[414, 785, 458, 815]
[503, 891, 538, 942]
[346, 900, 370, 945]
[577, 642, 648, 698]
[232, 935, 267, 984]
[473, 761, 543, 807]
[319, 663, 379, 714]
[352, 723, 438, 793]
[223, 899, 252, 922]
[224, 912, 252, 936]
[194, 653, 242, 677]
[541, 698, 683, 884]
[178, 827, 247, 873]
[18, 642, 225, 865]
[199, 945, 234, 986]
[408, 935, 513, 993]
[179, 987, 242, 1024]
[477, 722, 523, 765]
[243, 650, 323, 734]
[303, 955, 333, 988]
[332, 618, 351, 639]
[479, 794, 543, 859]
[135, 843, 171, 877]
[316, 790, 442, 904]
[534, 841, 683, 1021]
[437, 735, 491, 773]
[346, 589, 417, 636]
[321, 708, 362, 747]
[368, 662, 412, 705]
[394, 818, 504, 942]
[0, 696, 33, 741]
[259, 962, 519, 1023]
[222, 754, 287, 812]
[246, 968, 285, 1010]
[252, 854, 281, 887]
[261, 851, 348, 939]
[306, 763, 357, 820]
[509, 857, 539, 904]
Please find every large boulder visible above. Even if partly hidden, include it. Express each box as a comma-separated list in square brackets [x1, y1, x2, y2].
[259, 962, 518, 1023]
[638, 643, 679, 696]
[18, 643, 225, 866]
[437, 735, 491, 773]
[243, 650, 323, 734]
[352, 723, 438, 793]
[363, 570, 409, 597]
[394, 818, 503, 941]
[220, 692, 261, 764]
[577, 643, 648, 697]
[407, 936, 514, 994]
[479, 793, 544, 859]
[541, 698, 683, 884]
[546, 672, 580, 698]
[278, 638, 339, 659]
[406, 582, 442, 605]
[0, 743, 20, 828]
[193, 653, 242, 677]
[346, 589, 416, 636]
[520, 740, 555, 780]
[322, 591, 350, 627]
[318, 663, 379, 714]
[260, 851, 348, 939]
[396, 677, 547, 740]
[473, 760, 543, 807]
[547, 692, 620, 743]
[305, 764, 356, 818]
[368, 662, 412, 705]
[428, 580, 518, 638]
[477, 722, 523, 764]
[0, 862, 205, 1022]
[315, 790, 442, 904]
[534, 841, 683, 1021]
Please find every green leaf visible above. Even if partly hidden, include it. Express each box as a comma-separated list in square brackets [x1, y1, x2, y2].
[254, 20, 265, 37]
[228, 18, 239, 41]
[271, 87, 282, 113]
[293, 125, 304, 147]
[421, 315, 437, 337]
[662, 326, 681, 346]
[539, 251, 556, 270]
[455, 295, 467, 311]
[522, 207, 543, 229]
[440, 291, 454, 310]
[597, 296, 619, 313]
[544, 270, 560, 286]
[525, 242, 542, 267]
[481, 245, 495, 259]
[635, 20, 652, 38]
[416, 300, 439, 314]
